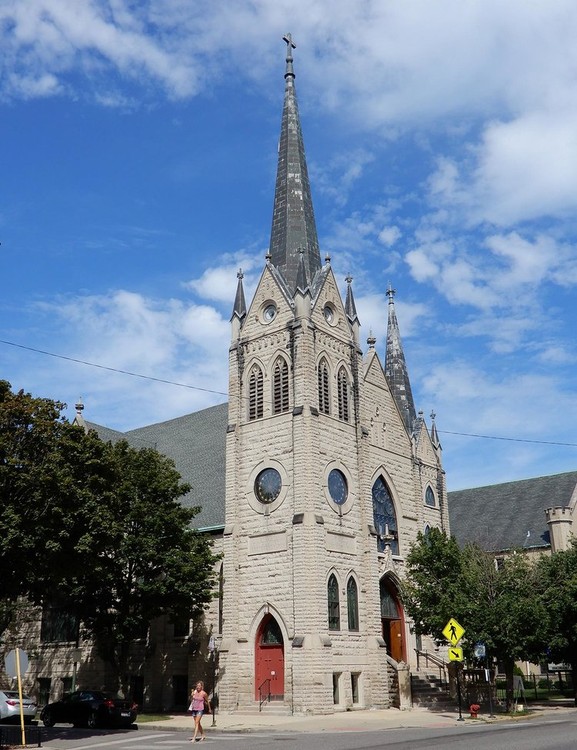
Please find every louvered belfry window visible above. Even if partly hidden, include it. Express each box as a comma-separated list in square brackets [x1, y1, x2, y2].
[318, 359, 330, 414]
[337, 367, 349, 421]
[273, 357, 289, 414]
[248, 365, 264, 420]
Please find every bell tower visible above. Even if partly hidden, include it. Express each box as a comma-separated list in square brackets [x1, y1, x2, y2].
[217, 35, 447, 714]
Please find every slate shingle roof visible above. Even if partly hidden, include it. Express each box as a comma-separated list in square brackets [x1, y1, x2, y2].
[448, 470, 577, 553]
[85, 402, 228, 531]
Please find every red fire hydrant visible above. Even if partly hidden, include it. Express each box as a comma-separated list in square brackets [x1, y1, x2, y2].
[469, 704, 480, 718]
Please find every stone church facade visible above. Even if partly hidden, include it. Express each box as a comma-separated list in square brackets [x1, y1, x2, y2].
[1, 39, 449, 714]
[216, 37, 447, 713]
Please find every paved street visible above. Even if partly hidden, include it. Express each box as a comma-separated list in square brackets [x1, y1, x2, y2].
[25, 704, 577, 750]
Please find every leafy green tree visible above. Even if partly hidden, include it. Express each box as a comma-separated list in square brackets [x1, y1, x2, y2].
[0, 380, 77, 605]
[57, 438, 219, 696]
[1, 381, 218, 694]
[403, 528, 548, 710]
[536, 541, 577, 705]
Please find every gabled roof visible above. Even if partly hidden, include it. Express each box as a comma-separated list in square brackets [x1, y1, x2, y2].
[86, 402, 228, 531]
[448, 470, 577, 553]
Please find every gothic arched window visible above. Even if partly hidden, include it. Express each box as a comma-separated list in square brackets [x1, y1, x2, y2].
[318, 359, 330, 415]
[272, 357, 289, 414]
[425, 486, 436, 507]
[372, 477, 399, 555]
[347, 577, 359, 631]
[248, 365, 264, 420]
[337, 367, 349, 422]
[327, 574, 340, 630]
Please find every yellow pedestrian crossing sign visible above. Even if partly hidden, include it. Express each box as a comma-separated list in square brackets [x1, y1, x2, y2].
[448, 646, 463, 662]
[443, 618, 465, 646]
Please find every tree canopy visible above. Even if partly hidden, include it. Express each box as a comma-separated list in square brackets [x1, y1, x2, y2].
[0, 380, 218, 693]
[536, 540, 577, 703]
[403, 528, 548, 708]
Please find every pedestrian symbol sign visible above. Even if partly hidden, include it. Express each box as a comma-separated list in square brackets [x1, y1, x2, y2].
[443, 618, 465, 646]
[448, 647, 463, 662]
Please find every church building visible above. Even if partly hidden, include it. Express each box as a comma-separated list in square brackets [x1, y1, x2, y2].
[214, 35, 448, 713]
[10, 37, 449, 715]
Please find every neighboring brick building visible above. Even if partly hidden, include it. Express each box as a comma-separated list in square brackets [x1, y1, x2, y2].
[4, 38, 448, 714]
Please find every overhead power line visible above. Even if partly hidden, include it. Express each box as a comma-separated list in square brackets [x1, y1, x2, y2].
[0, 338, 228, 398]
[439, 430, 577, 448]
[2, 338, 576, 448]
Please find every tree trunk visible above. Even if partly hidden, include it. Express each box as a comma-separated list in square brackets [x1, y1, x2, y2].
[116, 641, 132, 698]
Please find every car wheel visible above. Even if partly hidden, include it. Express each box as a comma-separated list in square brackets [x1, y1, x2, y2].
[87, 711, 98, 729]
[42, 710, 55, 728]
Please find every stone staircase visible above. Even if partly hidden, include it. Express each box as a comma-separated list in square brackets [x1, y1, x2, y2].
[235, 699, 292, 716]
[410, 671, 454, 709]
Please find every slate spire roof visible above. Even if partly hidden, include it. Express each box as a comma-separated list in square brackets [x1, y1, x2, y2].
[268, 34, 322, 292]
[231, 268, 247, 321]
[345, 274, 359, 323]
[384, 284, 417, 432]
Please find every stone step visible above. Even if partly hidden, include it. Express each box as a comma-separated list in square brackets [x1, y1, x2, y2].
[411, 673, 453, 708]
[233, 702, 292, 716]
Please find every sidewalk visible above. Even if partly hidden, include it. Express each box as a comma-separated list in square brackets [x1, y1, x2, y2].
[138, 701, 576, 735]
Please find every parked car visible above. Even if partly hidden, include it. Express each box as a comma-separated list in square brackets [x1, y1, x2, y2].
[40, 690, 138, 729]
[0, 690, 37, 723]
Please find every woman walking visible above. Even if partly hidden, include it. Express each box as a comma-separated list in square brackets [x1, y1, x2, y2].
[189, 681, 210, 742]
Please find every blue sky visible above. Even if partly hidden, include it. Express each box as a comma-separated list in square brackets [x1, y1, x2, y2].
[2, 0, 577, 491]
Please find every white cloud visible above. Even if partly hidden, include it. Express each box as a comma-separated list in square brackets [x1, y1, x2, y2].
[356, 292, 428, 345]
[378, 226, 401, 247]
[2, 0, 576, 128]
[313, 150, 375, 207]
[420, 361, 577, 482]
[485, 232, 559, 287]
[468, 110, 577, 225]
[30, 289, 231, 428]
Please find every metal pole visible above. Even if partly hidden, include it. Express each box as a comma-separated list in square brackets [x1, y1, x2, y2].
[15, 648, 27, 747]
[456, 666, 464, 721]
[211, 650, 217, 727]
[486, 656, 495, 717]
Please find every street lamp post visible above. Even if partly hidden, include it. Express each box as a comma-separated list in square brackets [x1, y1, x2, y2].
[208, 636, 218, 727]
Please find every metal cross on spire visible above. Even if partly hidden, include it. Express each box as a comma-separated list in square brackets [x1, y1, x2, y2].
[283, 33, 296, 79]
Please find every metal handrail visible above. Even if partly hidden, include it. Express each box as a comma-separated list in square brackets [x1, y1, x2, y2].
[415, 648, 449, 686]
[258, 678, 271, 711]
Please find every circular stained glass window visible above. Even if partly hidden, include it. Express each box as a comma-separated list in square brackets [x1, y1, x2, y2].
[254, 468, 282, 504]
[263, 304, 277, 323]
[328, 468, 348, 505]
[323, 305, 335, 323]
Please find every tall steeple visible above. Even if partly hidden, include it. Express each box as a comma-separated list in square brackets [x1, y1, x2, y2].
[268, 34, 322, 291]
[384, 285, 417, 432]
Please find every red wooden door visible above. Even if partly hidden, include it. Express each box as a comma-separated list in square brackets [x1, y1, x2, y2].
[389, 618, 405, 662]
[255, 615, 284, 700]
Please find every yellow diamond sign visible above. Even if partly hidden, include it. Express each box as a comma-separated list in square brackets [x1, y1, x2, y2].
[448, 646, 463, 662]
[443, 617, 465, 646]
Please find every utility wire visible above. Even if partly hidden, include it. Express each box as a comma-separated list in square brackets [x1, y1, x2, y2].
[0, 338, 228, 398]
[438, 430, 577, 448]
[2, 338, 577, 448]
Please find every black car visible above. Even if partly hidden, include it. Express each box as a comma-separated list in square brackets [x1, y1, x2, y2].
[41, 690, 138, 729]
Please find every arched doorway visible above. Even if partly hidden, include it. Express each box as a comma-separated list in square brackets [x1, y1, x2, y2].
[254, 614, 284, 701]
[380, 577, 406, 663]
